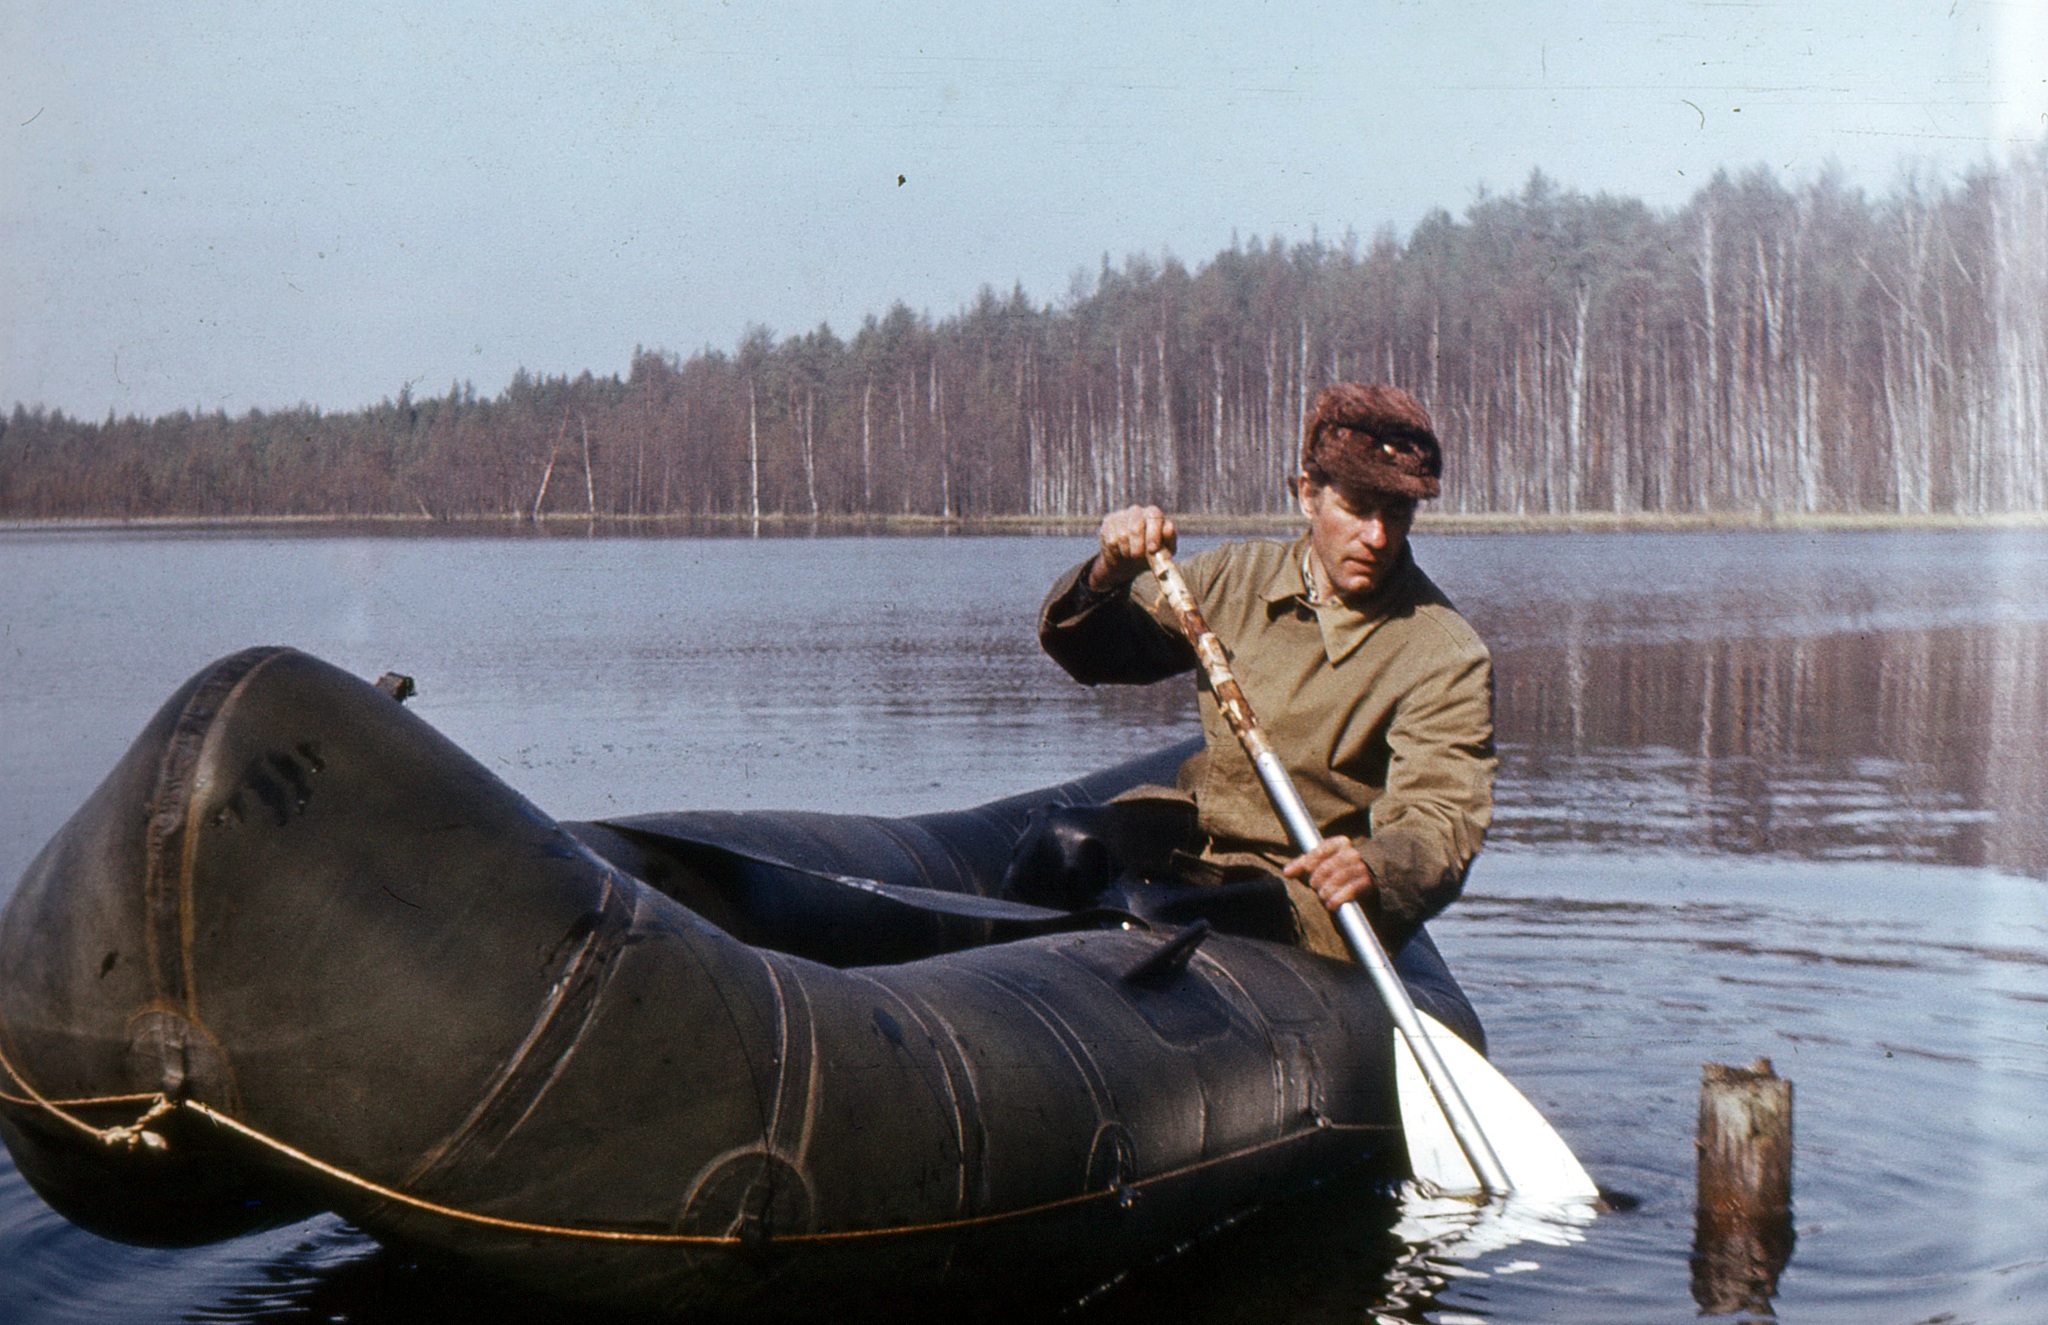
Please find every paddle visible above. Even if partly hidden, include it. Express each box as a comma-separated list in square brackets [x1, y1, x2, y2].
[1146, 549, 1597, 1203]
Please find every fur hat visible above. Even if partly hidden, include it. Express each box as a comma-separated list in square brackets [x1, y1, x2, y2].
[1299, 383, 1442, 502]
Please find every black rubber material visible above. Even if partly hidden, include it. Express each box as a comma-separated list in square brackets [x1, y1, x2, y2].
[0, 648, 1484, 1320]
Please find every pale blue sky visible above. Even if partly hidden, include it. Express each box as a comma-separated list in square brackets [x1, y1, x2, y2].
[4, 0, 2044, 419]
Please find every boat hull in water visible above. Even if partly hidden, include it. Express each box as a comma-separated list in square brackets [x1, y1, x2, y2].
[0, 648, 1481, 1319]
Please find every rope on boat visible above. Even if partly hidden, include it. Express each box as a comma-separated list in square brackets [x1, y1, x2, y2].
[100, 1096, 177, 1151]
[0, 1031, 170, 1150]
[2, 1030, 1377, 1248]
[0, 1032, 728, 1241]
[180, 1100, 738, 1244]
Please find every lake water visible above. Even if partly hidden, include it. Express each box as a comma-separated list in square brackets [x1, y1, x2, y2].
[2, 524, 2045, 1323]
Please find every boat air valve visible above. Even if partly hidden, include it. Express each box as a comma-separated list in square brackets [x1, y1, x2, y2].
[1121, 919, 1211, 986]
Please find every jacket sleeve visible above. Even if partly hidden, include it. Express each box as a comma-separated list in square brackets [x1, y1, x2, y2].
[1037, 556, 1197, 686]
[1352, 640, 1496, 946]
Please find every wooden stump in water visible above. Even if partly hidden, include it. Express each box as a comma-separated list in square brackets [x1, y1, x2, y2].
[1691, 1058, 1794, 1317]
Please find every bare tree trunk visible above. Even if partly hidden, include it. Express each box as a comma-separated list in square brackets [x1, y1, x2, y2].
[932, 362, 953, 518]
[634, 403, 647, 517]
[1296, 317, 1311, 444]
[1994, 149, 2048, 509]
[531, 452, 558, 522]
[1699, 207, 1720, 510]
[1565, 285, 1592, 512]
[747, 381, 761, 533]
[1428, 301, 1442, 410]
[896, 380, 912, 514]
[1211, 344, 1226, 513]
[1155, 329, 1176, 503]
[801, 389, 820, 519]
[579, 416, 597, 519]
[530, 409, 569, 521]
[667, 396, 683, 515]
[1264, 328, 1281, 503]
[1020, 349, 1037, 516]
[1112, 337, 1128, 504]
[861, 378, 874, 510]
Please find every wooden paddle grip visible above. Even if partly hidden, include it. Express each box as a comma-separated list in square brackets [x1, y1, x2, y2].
[1146, 551, 1275, 762]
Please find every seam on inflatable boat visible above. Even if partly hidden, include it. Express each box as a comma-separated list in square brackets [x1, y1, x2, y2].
[404, 872, 637, 1189]
[860, 818, 945, 890]
[966, 966, 1120, 1123]
[1190, 957, 1292, 1128]
[142, 645, 291, 1018]
[843, 971, 981, 1217]
[670, 914, 772, 1139]
[754, 953, 821, 1171]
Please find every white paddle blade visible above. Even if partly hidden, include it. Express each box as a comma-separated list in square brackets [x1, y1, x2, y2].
[1395, 1011, 1600, 1204]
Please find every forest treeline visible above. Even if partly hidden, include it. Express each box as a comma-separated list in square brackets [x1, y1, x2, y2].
[5, 145, 2046, 522]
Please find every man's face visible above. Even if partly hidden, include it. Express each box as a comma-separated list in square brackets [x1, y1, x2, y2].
[1298, 477, 1415, 601]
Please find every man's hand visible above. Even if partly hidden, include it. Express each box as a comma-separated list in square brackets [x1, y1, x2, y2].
[1088, 505, 1177, 591]
[1282, 836, 1375, 912]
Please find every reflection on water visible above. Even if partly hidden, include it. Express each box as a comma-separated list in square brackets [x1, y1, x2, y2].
[1379, 1189, 1597, 1323]
[2, 526, 2046, 1324]
[1428, 526, 2048, 878]
[1491, 620, 2048, 873]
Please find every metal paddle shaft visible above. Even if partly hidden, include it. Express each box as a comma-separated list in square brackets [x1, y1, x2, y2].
[1145, 550, 1515, 1196]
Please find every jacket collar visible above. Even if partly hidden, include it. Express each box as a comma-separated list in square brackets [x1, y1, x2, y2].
[1261, 533, 1415, 665]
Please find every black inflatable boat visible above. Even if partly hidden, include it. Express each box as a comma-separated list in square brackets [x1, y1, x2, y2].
[0, 647, 1483, 1319]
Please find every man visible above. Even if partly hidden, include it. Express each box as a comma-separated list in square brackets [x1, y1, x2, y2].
[1038, 384, 1494, 960]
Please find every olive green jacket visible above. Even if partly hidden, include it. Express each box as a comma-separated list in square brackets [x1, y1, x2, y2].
[1039, 534, 1495, 949]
